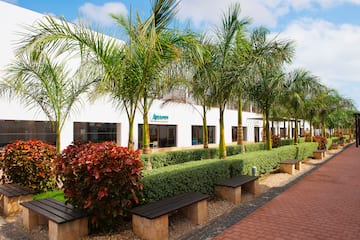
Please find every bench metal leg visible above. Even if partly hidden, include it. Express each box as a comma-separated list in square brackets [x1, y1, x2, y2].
[1, 194, 33, 216]
[48, 218, 88, 240]
[22, 206, 47, 230]
[243, 179, 259, 195]
[180, 199, 208, 225]
[132, 214, 168, 240]
[215, 185, 242, 204]
[280, 163, 295, 175]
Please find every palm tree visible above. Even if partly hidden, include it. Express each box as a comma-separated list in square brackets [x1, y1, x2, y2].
[283, 68, 321, 144]
[210, 3, 250, 159]
[0, 50, 96, 153]
[246, 27, 295, 150]
[112, 0, 198, 153]
[227, 26, 252, 151]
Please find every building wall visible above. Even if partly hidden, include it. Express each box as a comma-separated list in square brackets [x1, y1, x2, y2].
[2, 2, 308, 151]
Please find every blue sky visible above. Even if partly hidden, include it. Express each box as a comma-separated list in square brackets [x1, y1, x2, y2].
[2, 0, 360, 109]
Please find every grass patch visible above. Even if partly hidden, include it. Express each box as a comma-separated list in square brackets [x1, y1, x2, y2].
[34, 190, 65, 202]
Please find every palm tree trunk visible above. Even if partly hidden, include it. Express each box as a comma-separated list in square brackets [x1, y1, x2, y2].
[219, 106, 226, 159]
[265, 109, 272, 150]
[142, 96, 151, 154]
[294, 118, 299, 144]
[56, 124, 61, 154]
[287, 120, 291, 139]
[202, 105, 209, 149]
[309, 119, 313, 142]
[128, 116, 135, 150]
[237, 98, 245, 153]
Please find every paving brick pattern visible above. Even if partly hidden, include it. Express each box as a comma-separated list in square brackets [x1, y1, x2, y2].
[213, 144, 360, 240]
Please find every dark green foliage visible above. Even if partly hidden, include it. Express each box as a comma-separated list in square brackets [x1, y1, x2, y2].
[225, 145, 244, 156]
[140, 142, 318, 203]
[0, 139, 57, 193]
[244, 142, 266, 152]
[280, 138, 294, 146]
[141, 146, 247, 169]
[140, 148, 218, 169]
[141, 159, 229, 202]
[55, 141, 143, 230]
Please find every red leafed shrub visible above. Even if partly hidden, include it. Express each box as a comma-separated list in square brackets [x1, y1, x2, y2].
[271, 135, 281, 148]
[0, 139, 57, 193]
[313, 136, 327, 150]
[55, 141, 143, 230]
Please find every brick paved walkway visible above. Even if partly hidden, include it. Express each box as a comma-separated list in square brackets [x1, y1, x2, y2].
[214, 144, 360, 240]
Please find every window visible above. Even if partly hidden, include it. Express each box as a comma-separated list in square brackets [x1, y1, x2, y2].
[191, 125, 215, 145]
[280, 128, 286, 138]
[0, 120, 56, 147]
[138, 124, 177, 148]
[232, 126, 248, 142]
[74, 122, 117, 143]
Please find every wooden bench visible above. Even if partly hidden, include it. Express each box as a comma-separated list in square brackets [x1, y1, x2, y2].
[20, 198, 88, 240]
[313, 149, 326, 159]
[131, 192, 209, 240]
[215, 175, 259, 205]
[280, 159, 302, 175]
[0, 183, 34, 216]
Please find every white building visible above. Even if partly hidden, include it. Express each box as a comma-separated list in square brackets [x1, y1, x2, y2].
[1, 2, 305, 150]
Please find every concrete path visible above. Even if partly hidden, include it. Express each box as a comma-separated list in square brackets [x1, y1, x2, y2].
[214, 144, 360, 240]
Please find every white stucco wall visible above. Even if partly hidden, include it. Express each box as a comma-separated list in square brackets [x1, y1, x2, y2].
[3, 2, 309, 151]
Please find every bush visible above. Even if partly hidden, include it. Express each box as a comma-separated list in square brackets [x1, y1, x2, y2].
[55, 141, 143, 230]
[280, 138, 294, 146]
[0, 139, 57, 193]
[245, 142, 265, 152]
[141, 159, 229, 202]
[313, 136, 327, 150]
[271, 135, 281, 148]
[140, 142, 318, 203]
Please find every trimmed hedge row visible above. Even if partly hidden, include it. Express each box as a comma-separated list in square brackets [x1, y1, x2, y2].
[140, 140, 309, 169]
[141, 142, 317, 202]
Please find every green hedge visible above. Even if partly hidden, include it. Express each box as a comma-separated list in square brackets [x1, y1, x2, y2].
[141, 140, 314, 170]
[141, 142, 317, 202]
[141, 159, 229, 202]
[244, 142, 265, 152]
[141, 144, 249, 169]
[281, 139, 295, 146]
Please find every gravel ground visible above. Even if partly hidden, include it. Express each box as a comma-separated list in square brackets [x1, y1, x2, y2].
[0, 147, 344, 240]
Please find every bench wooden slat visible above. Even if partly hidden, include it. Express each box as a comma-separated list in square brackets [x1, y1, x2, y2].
[40, 198, 87, 219]
[131, 192, 209, 219]
[215, 175, 258, 188]
[21, 198, 87, 224]
[0, 183, 34, 197]
[281, 159, 301, 164]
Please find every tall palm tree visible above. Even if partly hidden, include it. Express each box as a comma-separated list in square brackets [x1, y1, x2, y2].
[246, 27, 295, 150]
[0, 50, 96, 153]
[210, 3, 250, 159]
[112, 0, 198, 153]
[227, 26, 252, 151]
[283, 68, 321, 144]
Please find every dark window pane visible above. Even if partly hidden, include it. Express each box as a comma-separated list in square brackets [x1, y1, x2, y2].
[74, 122, 116, 143]
[0, 120, 56, 147]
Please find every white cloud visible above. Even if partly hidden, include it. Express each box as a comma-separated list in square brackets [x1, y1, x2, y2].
[280, 18, 360, 108]
[177, 0, 360, 30]
[78, 2, 128, 27]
